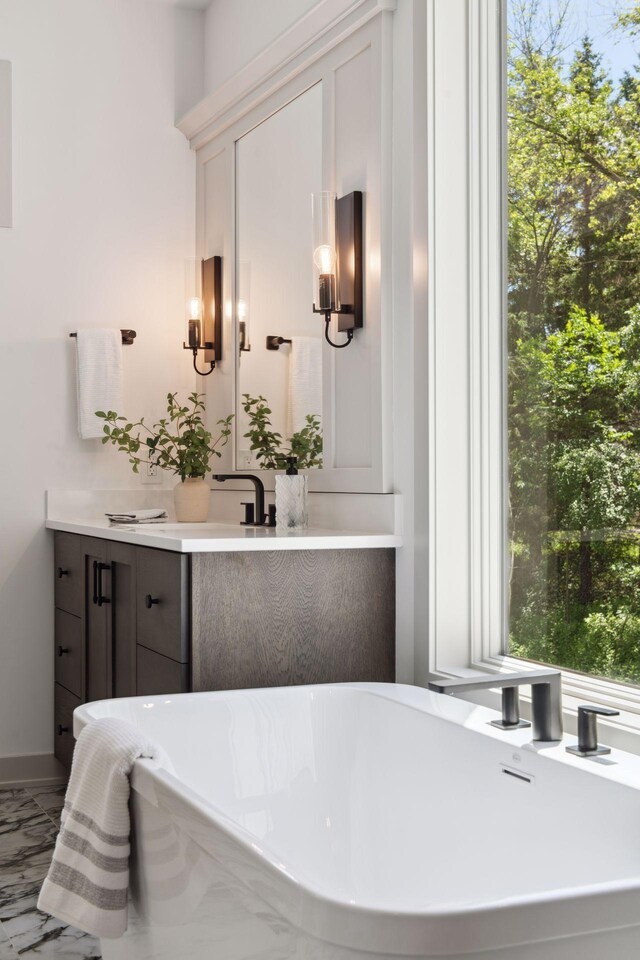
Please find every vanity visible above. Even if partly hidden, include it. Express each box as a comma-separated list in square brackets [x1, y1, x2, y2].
[48, 519, 398, 770]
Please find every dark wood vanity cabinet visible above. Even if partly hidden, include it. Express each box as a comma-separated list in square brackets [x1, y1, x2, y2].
[53, 531, 395, 770]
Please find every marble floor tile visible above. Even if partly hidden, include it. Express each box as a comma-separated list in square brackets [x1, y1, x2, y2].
[8, 915, 101, 958]
[0, 792, 42, 823]
[0, 812, 57, 865]
[0, 789, 101, 958]
[0, 924, 19, 960]
[27, 788, 66, 827]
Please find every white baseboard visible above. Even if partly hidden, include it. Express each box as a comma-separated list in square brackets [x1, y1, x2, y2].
[0, 753, 67, 790]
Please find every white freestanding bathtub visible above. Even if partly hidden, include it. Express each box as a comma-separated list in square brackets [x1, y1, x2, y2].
[74, 683, 640, 960]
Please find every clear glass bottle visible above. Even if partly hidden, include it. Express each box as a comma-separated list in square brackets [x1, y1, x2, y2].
[275, 457, 308, 530]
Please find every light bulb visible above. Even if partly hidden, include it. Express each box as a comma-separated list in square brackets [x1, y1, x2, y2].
[188, 297, 202, 321]
[313, 244, 336, 274]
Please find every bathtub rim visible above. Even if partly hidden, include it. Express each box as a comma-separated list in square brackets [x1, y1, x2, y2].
[75, 683, 640, 956]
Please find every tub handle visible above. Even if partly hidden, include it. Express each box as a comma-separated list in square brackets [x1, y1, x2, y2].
[566, 705, 619, 758]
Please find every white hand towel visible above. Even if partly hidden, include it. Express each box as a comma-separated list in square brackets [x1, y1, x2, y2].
[76, 329, 123, 440]
[38, 717, 171, 939]
[287, 336, 322, 436]
[105, 509, 167, 524]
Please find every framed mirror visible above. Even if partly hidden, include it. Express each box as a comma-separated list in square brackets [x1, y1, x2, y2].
[235, 82, 323, 470]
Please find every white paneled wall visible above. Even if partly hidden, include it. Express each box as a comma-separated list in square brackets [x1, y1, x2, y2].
[185, 2, 395, 493]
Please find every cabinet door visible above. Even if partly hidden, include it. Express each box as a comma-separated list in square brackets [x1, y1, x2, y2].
[54, 609, 84, 699]
[54, 683, 81, 771]
[83, 538, 112, 703]
[136, 548, 189, 662]
[136, 645, 189, 697]
[54, 532, 83, 617]
[110, 542, 137, 698]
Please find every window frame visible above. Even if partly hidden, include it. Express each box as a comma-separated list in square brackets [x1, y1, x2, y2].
[426, 0, 640, 751]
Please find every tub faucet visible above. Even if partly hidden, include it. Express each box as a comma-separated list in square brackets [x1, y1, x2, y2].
[213, 474, 267, 526]
[428, 668, 563, 742]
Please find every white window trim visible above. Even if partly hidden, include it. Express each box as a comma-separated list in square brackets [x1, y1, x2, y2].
[426, 0, 640, 752]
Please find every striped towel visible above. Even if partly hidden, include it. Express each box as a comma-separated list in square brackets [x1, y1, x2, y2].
[38, 717, 170, 939]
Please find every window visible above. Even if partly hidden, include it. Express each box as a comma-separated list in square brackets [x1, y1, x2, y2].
[506, 0, 640, 685]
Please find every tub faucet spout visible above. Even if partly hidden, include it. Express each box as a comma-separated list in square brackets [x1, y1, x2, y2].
[428, 669, 563, 742]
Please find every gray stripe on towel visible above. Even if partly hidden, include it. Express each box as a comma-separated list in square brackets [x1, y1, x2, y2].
[60, 829, 129, 873]
[64, 803, 129, 846]
[48, 861, 128, 911]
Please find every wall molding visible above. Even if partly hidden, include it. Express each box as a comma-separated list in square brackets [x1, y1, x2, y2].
[0, 753, 67, 790]
[177, 0, 396, 149]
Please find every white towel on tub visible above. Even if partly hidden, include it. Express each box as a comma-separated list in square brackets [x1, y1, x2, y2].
[38, 717, 170, 939]
[76, 328, 123, 439]
[287, 336, 322, 436]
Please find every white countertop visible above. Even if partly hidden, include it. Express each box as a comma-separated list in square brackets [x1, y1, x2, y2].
[45, 518, 402, 553]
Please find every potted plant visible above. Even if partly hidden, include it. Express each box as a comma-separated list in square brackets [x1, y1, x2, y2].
[97, 393, 233, 522]
[242, 394, 322, 529]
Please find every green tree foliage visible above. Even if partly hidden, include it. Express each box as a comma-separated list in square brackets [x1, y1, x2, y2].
[508, 1, 640, 681]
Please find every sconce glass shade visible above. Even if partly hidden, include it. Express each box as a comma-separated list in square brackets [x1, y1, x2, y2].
[237, 260, 251, 352]
[184, 258, 203, 348]
[311, 192, 339, 312]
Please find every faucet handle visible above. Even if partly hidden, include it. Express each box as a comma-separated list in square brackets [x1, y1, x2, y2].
[489, 686, 531, 731]
[566, 704, 620, 758]
[240, 501, 255, 525]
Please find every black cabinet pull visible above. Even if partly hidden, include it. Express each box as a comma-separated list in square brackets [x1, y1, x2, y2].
[144, 594, 160, 609]
[57, 567, 69, 579]
[56, 724, 69, 736]
[97, 562, 111, 606]
[57, 646, 69, 657]
[92, 560, 99, 605]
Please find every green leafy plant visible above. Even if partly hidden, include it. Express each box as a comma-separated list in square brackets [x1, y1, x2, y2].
[242, 394, 322, 469]
[96, 393, 233, 481]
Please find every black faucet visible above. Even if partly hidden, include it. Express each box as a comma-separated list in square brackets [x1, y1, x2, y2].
[213, 474, 268, 526]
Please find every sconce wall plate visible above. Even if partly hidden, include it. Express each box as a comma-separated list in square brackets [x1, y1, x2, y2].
[203, 255, 222, 365]
[183, 255, 222, 376]
[335, 190, 363, 334]
[312, 190, 363, 348]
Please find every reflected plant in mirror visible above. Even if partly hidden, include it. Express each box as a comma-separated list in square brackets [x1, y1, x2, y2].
[242, 394, 322, 469]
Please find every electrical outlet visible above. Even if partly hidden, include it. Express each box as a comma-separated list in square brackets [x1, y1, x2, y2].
[141, 461, 162, 485]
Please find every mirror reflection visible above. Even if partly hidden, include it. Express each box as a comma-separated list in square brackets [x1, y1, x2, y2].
[235, 82, 323, 470]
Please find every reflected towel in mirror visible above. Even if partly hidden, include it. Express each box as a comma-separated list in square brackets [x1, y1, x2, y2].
[287, 336, 322, 436]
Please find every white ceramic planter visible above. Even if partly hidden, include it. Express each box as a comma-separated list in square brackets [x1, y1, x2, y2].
[173, 477, 210, 522]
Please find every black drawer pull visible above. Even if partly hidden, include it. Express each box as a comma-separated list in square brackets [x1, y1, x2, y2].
[145, 594, 160, 609]
[57, 646, 69, 657]
[57, 567, 69, 579]
[56, 724, 69, 736]
[97, 562, 111, 606]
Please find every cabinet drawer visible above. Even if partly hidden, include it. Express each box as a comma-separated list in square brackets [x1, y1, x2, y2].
[54, 533, 83, 617]
[136, 548, 189, 662]
[54, 609, 83, 699]
[54, 683, 82, 771]
[136, 645, 189, 697]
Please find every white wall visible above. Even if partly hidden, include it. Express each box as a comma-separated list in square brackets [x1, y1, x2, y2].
[203, 0, 318, 94]
[0, 0, 202, 759]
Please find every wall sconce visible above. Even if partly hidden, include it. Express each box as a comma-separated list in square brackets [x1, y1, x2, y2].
[183, 256, 222, 376]
[311, 190, 363, 348]
[237, 260, 251, 354]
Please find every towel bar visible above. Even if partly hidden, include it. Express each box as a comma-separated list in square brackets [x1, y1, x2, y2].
[266, 335, 292, 350]
[69, 329, 136, 345]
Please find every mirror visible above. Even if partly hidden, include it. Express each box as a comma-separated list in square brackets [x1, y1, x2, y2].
[235, 82, 323, 470]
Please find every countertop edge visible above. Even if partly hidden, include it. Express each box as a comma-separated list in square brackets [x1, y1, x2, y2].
[45, 519, 403, 553]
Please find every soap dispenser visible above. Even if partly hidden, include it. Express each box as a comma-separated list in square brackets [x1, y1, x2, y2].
[275, 457, 308, 530]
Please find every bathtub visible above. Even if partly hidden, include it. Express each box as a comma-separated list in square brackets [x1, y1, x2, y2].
[74, 683, 640, 960]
